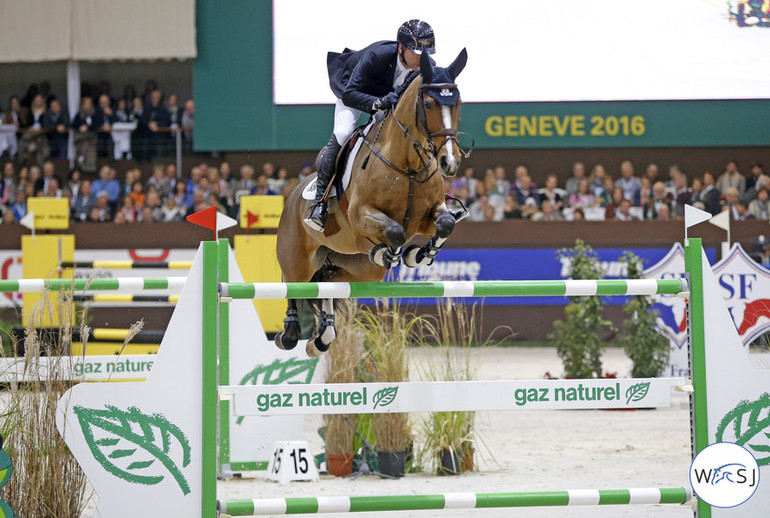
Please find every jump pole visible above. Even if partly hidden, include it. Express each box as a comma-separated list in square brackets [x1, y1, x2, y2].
[218, 487, 692, 515]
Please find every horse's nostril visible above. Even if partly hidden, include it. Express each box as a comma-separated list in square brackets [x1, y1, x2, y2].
[440, 155, 449, 170]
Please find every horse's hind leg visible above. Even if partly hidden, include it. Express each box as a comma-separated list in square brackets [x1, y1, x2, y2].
[403, 208, 456, 267]
[275, 298, 301, 350]
[306, 298, 335, 358]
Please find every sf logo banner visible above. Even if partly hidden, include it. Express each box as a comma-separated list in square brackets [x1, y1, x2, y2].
[690, 442, 759, 508]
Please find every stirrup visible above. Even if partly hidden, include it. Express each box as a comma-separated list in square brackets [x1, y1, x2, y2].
[303, 203, 327, 232]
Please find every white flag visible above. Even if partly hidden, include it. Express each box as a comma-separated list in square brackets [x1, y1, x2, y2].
[708, 210, 730, 232]
[19, 210, 34, 230]
[684, 204, 712, 228]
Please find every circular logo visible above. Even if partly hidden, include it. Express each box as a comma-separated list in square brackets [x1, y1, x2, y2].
[690, 442, 759, 508]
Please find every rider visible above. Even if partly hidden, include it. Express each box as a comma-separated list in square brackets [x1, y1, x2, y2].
[303, 19, 436, 232]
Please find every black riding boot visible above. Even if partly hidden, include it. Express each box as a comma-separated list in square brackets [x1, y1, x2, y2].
[304, 135, 342, 232]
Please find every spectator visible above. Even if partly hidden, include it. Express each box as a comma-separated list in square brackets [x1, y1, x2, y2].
[743, 162, 769, 203]
[532, 200, 564, 222]
[121, 168, 140, 197]
[656, 203, 671, 221]
[513, 165, 536, 191]
[539, 174, 563, 212]
[112, 210, 127, 224]
[638, 177, 652, 208]
[572, 207, 585, 221]
[748, 187, 769, 220]
[181, 99, 195, 154]
[513, 174, 539, 208]
[33, 160, 61, 196]
[722, 188, 741, 220]
[10, 189, 27, 221]
[2, 206, 17, 225]
[130, 96, 149, 160]
[1, 162, 15, 205]
[716, 160, 746, 197]
[502, 195, 522, 219]
[130, 181, 146, 209]
[604, 187, 625, 220]
[158, 196, 185, 222]
[588, 163, 607, 198]
[615, 160, 641, 203]
[144, 190, 163, 221]
[164, 163, 178, 198]
[643, 181, 673, 220]
[481, 204, 499, 222]
[569, 179, 597, 209]
[469, 193, 501, 221]
[564, 161, 586, 197]
[72, 97, 99, 172]
[88, 193, 113, 222]
[665, 165, 681, 190]
[644, 163, 660, 186]
[671, 171, 693, 218]
[614, 198, 638, 221]
[20, 94, 49, 165]
[172, 181, 193, 212]
[736, 200, 754, 220]
[43, 177, 63, 198]
[268, 166, 289, 194]
[235, 164, 256, 194]
[251, 174, 278, 195]
[493, 165, 510, 197]
[297, 162, 313, 182]
[694, 171, 722, 215]
[595, 175, 614, 207]
[139, 206, 155, 223]
[96, 94, 117, 157]
[71, 179, 95, 221]
[91, 165, 120, 209]
[1, 95, 23, 159]
[141, 89, 172, 159]
[167, 94, 182, 128]
[146, 164, 166, 194]
[452, 166, 477, 196]
[43, 98, 70, 158]
[118, 194, 138, 222]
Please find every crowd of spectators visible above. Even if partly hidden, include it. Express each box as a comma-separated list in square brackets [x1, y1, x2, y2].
[446, 160, 769, 223]
[1, 154, 767, 227]
[0, 158, 304, 225]
[0, 80, 195, 173]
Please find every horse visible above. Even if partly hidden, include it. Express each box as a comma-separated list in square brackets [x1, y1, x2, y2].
[276, 48, 471, 357]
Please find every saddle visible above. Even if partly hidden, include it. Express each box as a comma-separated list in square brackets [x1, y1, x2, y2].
[313, 129, 364, 203]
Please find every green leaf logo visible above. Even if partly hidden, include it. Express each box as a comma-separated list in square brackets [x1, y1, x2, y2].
[373, 387, 398, 409]
[625, 382, 650, 404]
[0, 451, 12, 489]
[74, 405, 191, 494]
[716, 392, 770, 467]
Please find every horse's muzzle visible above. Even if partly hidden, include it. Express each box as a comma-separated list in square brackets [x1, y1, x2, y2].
[439, 153, 460, 177]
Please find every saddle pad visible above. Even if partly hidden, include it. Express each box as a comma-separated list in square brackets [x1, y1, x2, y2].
[301, 121, 372, 201]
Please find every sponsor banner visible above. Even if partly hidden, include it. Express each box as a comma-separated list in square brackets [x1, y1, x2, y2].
[221, 377, 686, 417]
[0, 354, 156, 382]
[647, 243, 770, 377]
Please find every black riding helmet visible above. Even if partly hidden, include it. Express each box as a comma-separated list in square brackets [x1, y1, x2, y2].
[397, 19, 436, 55]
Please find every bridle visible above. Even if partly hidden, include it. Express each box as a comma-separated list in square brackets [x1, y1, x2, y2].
[362, 79, 474, 184]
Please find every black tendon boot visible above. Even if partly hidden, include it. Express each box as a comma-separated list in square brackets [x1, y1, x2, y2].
[304, 135, 342, 232]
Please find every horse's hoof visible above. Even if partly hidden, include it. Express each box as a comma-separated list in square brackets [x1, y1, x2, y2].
[369, 243, 389, 268]
[274, 331, 298, 351]
[306, 336, 331, 358]
[403, 245, 421, 268]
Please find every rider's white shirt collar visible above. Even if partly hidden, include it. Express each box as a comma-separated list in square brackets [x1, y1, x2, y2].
[393, 56, 410, 89]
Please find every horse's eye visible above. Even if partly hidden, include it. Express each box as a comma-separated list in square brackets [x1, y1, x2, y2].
[424, 99, 435, 110]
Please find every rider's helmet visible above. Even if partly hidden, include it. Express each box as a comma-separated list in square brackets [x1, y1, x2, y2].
[397, 19, 436, 55]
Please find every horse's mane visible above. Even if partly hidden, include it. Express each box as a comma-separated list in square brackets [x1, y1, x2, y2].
[394, 70, 421, 100]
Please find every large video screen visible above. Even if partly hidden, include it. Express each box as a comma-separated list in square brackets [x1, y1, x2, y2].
[274, 0, 770, 104]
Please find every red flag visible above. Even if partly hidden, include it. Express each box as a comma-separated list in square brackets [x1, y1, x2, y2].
[246, 211, 260, 228]
[186, 206, 217, 230]
[737, 299, 770, 335]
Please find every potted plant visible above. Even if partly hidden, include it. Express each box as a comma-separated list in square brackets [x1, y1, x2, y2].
[322, 300, 364, 476]
[355, 300, 416, 477]
[550, 239, 614, 379]
[418, 298, 492, 475]
[617, 251, 671, 378]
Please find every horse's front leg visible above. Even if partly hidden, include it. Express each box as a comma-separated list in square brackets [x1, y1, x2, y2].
[355, 204, 406, 269]
[403, 207, 456, 268]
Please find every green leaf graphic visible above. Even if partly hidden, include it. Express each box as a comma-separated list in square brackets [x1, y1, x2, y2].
[73, 405, 192, 494]
[625, 382, 650, 404]
[373, 387, 399, 409]
[716, 392, 770, 467]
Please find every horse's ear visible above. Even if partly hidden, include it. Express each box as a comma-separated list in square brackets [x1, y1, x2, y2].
[447, 48, 468, 80]
[419, 51, 433, 84]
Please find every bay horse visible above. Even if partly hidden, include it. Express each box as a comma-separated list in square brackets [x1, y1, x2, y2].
[276, 48, 471, 357]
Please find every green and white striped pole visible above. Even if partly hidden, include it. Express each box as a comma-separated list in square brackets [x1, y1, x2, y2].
[219, 278, 687, 300]
[218, 487, 691, 515]
[0, 277, 186, 293]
